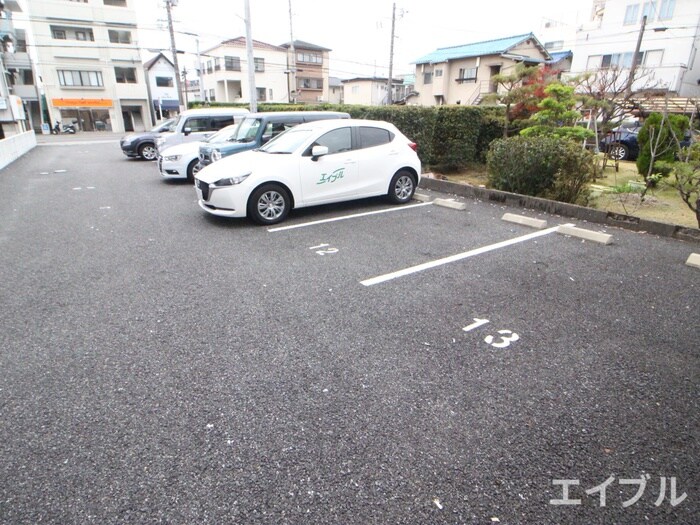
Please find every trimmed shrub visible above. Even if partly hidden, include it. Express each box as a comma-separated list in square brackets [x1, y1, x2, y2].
[546, 142, 594, 205]
[430, 107, 481, 170]
[477, 108, 507, 163]
[636, 113, 689, 182]
[487, 136, 594, 205]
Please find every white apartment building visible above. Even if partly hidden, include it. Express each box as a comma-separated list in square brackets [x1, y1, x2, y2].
[570, 0, 700, 96]
[143, 52, 178, 122]
[2, 0, 41, 132]
[200, 37, 290, 104]
[26, 0, 150, 132]
[4, 25, 41, 130]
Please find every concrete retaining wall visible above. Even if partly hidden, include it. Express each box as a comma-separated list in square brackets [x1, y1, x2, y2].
[419, 177, 700, 243]
[0, 131, 37, 170]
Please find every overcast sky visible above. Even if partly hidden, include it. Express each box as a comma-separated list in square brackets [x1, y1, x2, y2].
[135, 0, 593, 78]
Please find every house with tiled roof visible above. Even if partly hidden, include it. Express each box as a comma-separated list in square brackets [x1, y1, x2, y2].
[279, 40, 332, 104]
[411, 33, 551, 106]
[143, 52, 178, 121]
[200, 37, 289, 104]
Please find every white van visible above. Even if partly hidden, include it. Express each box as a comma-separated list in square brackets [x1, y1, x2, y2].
[155, 107, 249, 153]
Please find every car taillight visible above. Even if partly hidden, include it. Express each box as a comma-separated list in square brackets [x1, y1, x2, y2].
[408, 142, 418, 152]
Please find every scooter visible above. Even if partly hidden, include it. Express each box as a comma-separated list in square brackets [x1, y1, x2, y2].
[51, 122, 77, 134]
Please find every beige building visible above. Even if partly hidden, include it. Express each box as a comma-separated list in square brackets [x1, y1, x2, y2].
[26, 0, 149, 132]
[412, 33, 551, 106]
[280, 41, 331, 104]
[199, 38, 333, 106]
[200, 37, 290, 104]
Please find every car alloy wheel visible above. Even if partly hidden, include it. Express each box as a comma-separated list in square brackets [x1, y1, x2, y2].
[139, 144, 157, 161]
[609, 144, 629, 161]
[248, 184, 291, 225]
[388, 170, 416, 204]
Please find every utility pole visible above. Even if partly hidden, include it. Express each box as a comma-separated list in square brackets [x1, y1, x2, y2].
[244, 0, 257, 112]
[288, 0, 296, 103]
[196, 37, 205, 102]
[181, 67, 189, 107]
[165, 0, 185, 112]
[625, 14, 647, 96]
[386, 2, 396, 105]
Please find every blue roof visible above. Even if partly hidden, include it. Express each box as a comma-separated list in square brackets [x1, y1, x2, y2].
[548, 50, 573, 63]
[414, 33, 546, 64]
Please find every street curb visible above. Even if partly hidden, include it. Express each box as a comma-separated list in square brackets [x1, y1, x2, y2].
[419, 178, 700, 244]
[502, 213, 548, 229]
[686, 253, 700, 269]
[434, 198, 467, 210]
[557, 225, 614, 245]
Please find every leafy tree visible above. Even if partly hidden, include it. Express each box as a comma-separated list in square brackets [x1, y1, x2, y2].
[636, 112, 689, 187]
[520, 83, 594, 142]
[509, 65, 560, 122]
[657, 140, 700, 228]
[484, 64, 540, 138]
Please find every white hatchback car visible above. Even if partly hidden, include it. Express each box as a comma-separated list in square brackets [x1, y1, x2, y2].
[158, 123, 240, 182]
[194, 119, 421, 225]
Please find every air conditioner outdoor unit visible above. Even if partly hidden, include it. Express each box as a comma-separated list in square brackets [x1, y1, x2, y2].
[316, 96, 324, 102]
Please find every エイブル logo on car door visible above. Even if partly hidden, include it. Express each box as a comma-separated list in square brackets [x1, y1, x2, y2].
[317, 168, 345, 185]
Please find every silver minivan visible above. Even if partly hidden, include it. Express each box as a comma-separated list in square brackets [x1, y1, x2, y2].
[155, 107, 249, 153]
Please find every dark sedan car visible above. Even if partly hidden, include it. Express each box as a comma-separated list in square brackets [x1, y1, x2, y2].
[602, 123, 692, 161]
[120, 119, 175, 161]
[602, 127, 640, 161]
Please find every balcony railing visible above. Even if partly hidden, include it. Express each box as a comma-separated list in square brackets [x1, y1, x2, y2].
[0, 16, 17, 46]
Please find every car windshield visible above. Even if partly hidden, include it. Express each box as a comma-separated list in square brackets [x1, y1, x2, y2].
[170, 115, 183, 131]
[230, 117, 263, 143]
[152, 119, 175, 133]
[206, 123, 241, 143]
[259, 129, 313, 154]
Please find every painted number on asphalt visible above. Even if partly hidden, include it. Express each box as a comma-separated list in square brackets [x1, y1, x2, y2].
[310, 243, 338, 256]
[462, 318, 520, 349]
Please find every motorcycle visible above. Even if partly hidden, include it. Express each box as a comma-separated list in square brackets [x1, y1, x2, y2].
[51, 122, 77, 134]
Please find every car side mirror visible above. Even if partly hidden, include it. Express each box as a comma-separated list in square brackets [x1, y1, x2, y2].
[311, 145, 328, 161]
[183, 127, 192, 136]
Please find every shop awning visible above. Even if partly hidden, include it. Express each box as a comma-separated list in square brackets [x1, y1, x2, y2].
[154, 99, 180, 110]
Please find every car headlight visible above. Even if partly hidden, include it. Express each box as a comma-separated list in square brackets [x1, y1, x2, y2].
[211, 149, 222, 162]
[213, 173, 251, 187]
[163, 154, 181, 161]
[121, 136, 133, 145]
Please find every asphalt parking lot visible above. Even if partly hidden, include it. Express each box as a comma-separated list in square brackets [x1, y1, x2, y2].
[1, 139, 698, 524]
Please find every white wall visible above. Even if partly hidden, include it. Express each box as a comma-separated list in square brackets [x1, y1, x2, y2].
[0, 130, 36, 170]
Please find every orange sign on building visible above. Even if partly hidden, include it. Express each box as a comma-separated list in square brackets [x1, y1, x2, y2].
[52, 98, 113, 108]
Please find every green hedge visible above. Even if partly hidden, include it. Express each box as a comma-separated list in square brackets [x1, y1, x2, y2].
[188, 101, 505, 168]
[487, 135, 594, 205]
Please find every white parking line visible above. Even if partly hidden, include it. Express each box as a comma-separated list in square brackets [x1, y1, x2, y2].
[361, 224, 571, 286]
[267, 201, 433, 232]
